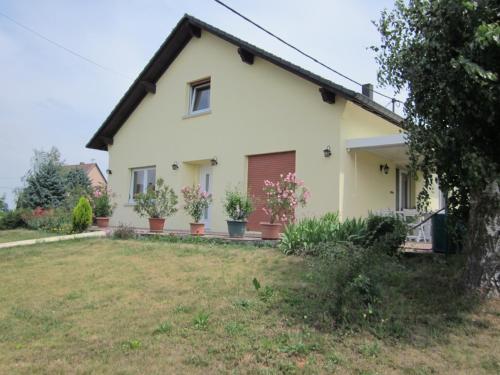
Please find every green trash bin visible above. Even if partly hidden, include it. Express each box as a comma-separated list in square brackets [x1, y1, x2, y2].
[432, 213, 451, 253]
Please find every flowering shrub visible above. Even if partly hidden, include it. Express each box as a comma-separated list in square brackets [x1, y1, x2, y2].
[262, 173, 310, 224]
[92, 184, 116, 217]
[181, 185, 212, 223]
[23, 208, 72, 234]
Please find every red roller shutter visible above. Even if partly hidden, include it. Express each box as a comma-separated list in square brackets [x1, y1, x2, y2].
[247, 151, 296, 231]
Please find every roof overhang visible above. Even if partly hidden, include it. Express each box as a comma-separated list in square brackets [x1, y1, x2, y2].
[346, 133, 409, 166]
[86, 14, 403, 151]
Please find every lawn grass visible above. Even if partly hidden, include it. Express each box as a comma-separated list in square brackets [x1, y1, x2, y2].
[0, 229, 56, 243]
[0, 238, 498, 374]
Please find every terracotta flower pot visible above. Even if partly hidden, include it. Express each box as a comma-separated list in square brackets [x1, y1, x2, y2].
[260, 222, 282, 240]
[95, 217, 110, 228]
[190, 222, 205, 236]
[149, 218, 165, 233]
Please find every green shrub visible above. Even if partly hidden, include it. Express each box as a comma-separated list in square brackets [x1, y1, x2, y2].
[297, 242, 475, 339]
[0, 210, 26, 229]
[92, 185, 115, 217]
[25, 209, 72, 234]
[310, 243, 403, 328]
[61, 186, 91, 212]
[223, 188, 253, 221]
[280, 213, 339, 255]
[72, 197, 93, 233]
[280, 213, 367, 256]
[365, 214, 407, 256]
[336, 217, 367, 243]
[134, 178, 178, 219]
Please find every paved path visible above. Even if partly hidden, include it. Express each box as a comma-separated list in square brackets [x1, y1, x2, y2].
[0, 231, 106, 249]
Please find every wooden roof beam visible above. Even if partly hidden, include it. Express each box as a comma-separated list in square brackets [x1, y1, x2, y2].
[237, 47, 254, 65]
[188, 24, 201, 38]
[99, 136, 113, 146]
[140, 81, 156, 94]
[319, 88, 336, 104]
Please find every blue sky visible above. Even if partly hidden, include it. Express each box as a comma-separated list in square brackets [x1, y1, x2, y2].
[0, 0, 399, 208]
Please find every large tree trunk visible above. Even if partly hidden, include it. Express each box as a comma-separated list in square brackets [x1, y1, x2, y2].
[464, 180, 500, 297]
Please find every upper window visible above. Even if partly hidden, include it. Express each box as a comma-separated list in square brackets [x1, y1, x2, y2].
[130, 167, 156, 202]
[189, 80, 210, 114]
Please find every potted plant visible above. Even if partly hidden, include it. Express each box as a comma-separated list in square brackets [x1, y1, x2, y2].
[92, 184, 116, 228]
[261, 172, 310, 240]
[133, 178, 178, 232]
[223, 188, 253, 238]
[181, 184, 212, 236]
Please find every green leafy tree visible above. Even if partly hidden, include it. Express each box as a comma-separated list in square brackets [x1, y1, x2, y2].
[17, 147, 66, 209]
[374, 0, 499, 295]
[62, 167, 93, 210]
[65, 167, 92, 194]
[0, 194, 8, 212]
[72, 196, 93, 233]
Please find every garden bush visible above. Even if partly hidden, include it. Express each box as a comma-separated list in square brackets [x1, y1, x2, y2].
[280, 213, 367, 256]
[181, 184, 212, 223]
[262, 173, 309, 224]
[0, 210, 27, 229]
[223, 188, 253, 221]
[72, 197, 93, 233]
[134, 178, 178, 219]
[286, 241, 474, 340]
[24, 208, 72, 234]
[92, 185, 115, 218]
[303, 242, 407, 331]
[364, 214, 407, 256]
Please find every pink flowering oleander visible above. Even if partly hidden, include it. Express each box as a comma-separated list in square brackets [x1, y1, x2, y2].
[261, 173, 310, 224]
[181, 184, 213, 223]
[92, 184, 116, 217]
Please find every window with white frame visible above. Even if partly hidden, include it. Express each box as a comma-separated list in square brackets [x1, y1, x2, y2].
[189, 80, 210, 114]
[129, 167, 156, 202]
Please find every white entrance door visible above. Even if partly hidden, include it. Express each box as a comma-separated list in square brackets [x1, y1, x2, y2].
[199, 165, 213, 228]
[398, 170, 411, 210]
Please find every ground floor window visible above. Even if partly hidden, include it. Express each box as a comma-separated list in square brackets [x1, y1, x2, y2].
[129, 167, 156, 202]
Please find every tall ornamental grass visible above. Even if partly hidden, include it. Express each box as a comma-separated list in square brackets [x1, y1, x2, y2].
[280, 213, 367, 255]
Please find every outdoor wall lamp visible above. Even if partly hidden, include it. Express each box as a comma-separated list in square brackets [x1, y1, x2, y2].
[106, 169, 112, 175]
[380, 164, 390, 174]
[323, 145, 332, 158]
[210, 157, 218, 166]
[172, 162, 179, 171]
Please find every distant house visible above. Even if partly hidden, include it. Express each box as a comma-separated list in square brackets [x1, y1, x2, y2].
[86, 15, 440, 232]
[64, 162, 106, 189]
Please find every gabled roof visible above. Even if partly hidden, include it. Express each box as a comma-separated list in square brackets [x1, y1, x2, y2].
[64, 163, 106, 183]
[87, 14, 402, 151]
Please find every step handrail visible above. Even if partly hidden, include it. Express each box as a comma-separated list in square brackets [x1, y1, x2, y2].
[409, 207, 445, 231]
